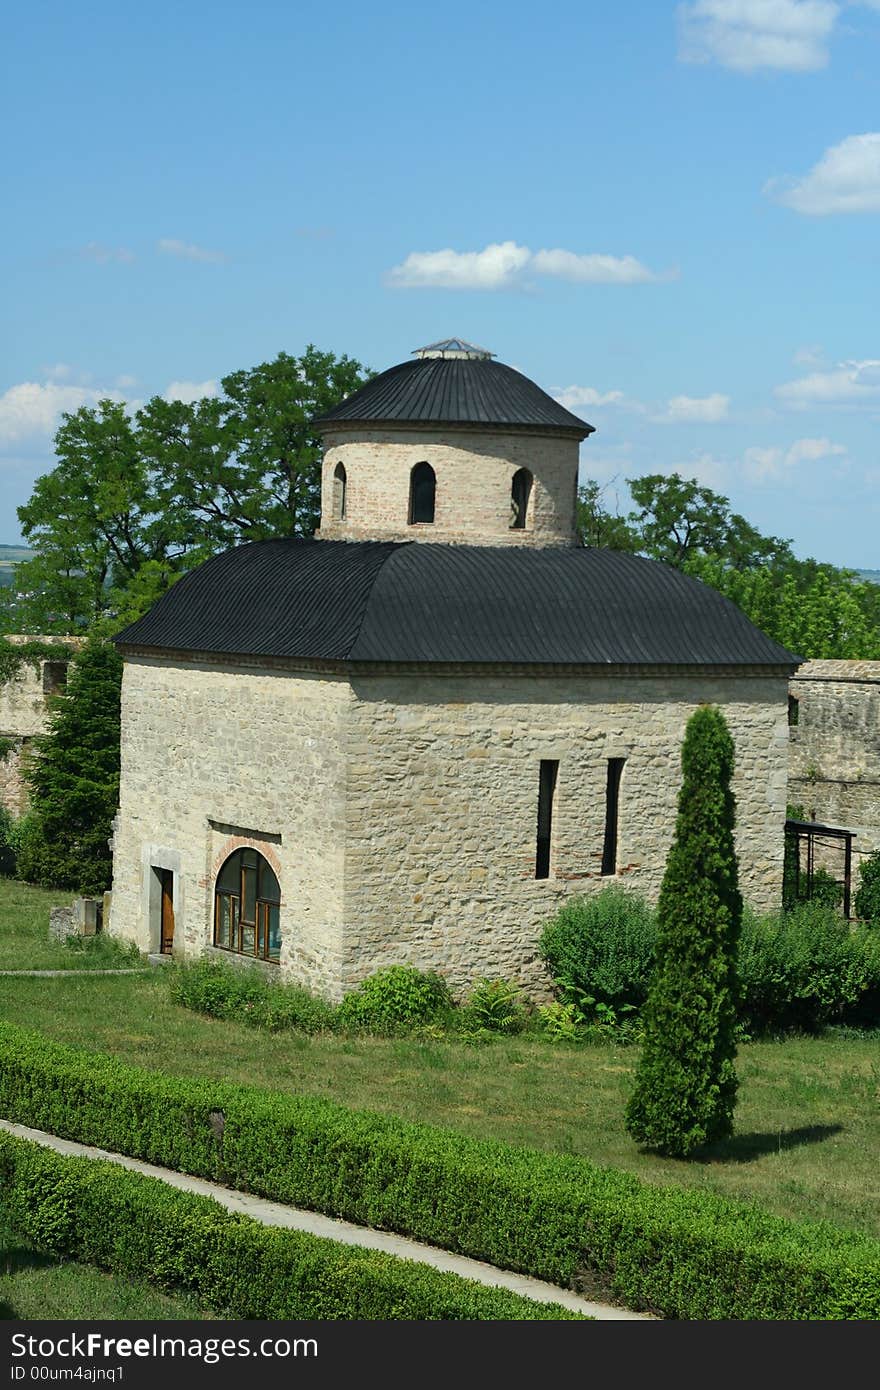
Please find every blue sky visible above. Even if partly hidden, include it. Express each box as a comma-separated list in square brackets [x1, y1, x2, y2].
[3, 0, 880, 566]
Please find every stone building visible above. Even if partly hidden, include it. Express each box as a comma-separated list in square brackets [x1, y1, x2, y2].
[108, 339, 798, 998]
[789, 660, 880, 865]
[0, 636, 83, 816]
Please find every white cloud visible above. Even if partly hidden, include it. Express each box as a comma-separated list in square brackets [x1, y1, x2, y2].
[0, 381, 112, 446]
[743, 435, 847, 480]
[552, 385, 627, 410]
[793, 344, 824, 366]
[157, 238, 227, 264]
[655, 392, 731, 423]
[766, 132, 880, 214]
[385, 241, 663, 290]
[385, 242, 532, 290]
[776, 358, 880, 406]
[531, 249, 660, 284]
[164, 379, 218, 404]
[79, 242, 135, 264]
[678, 0, 840, 72]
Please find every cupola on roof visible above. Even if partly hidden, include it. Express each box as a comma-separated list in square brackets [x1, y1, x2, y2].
[314, 341, 593, 437]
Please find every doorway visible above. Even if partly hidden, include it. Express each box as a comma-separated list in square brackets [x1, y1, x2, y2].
[159, 869, 175, 954]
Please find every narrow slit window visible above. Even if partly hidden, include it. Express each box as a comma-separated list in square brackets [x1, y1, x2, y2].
[535, 759, 559, 880]
[787, 694, 799, 727]
[510, 468, 533, 529]
[332, 462, 347, 520]
[601, 758, 625, 876]
[409, 461, 436, 524]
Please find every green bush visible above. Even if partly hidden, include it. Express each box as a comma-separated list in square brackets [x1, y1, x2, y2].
[739, 903, 880, 1033]
[461, 978, 527, 1034]
[0, 1131, 578, 1321]
[855, 852, 880, 925]
[1, 1022, 879, 1319]
[0, 806, 15, 877]
[336, 965, 453, 1034]
[170, 958, 337, 1033]
[538, 886, 657, 1014]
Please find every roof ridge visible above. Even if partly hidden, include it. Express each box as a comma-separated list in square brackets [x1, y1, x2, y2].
[340, 540, 409, 659]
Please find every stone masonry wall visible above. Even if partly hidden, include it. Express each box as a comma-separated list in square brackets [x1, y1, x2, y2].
[342, 670, 790, 999]
[315, 425, 580, 547]
[789, 661, 880, 865]
[0, 637, 83, 815]
[109, 655, 351, 995]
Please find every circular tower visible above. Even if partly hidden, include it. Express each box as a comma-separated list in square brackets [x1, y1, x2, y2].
[314, 339, 594, 547]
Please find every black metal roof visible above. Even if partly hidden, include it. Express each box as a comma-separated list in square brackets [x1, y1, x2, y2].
[314, 355, 594, 437]
[116, 539, 800, 669]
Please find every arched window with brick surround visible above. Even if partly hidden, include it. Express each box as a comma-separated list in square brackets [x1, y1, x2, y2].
[214, 848, 281, 962]
[510, 467, 533, 529]
[332, 462, 347, 520]
[408, 461, 436, 524]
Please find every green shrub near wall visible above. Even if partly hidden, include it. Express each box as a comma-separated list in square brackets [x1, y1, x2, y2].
[539, 888, 880, 1036]
[0, 1131, 579, 1321]
[0, 1023, 879, 1318]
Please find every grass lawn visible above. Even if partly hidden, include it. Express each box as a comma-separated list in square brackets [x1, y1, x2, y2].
[0, 880, 142, 971]
[0, 1218, 211, 1320]
[0, 878, 878, 1242]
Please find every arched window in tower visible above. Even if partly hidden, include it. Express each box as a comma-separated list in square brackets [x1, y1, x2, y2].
[510, 468, 533, 529]
[214, 847, 281, 962]
[332, 462, 347, 521]
[409, 461, 436, 524]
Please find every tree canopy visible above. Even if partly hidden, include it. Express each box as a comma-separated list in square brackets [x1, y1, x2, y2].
[5, 347, 371, 634]
[577, 473, 880, 660]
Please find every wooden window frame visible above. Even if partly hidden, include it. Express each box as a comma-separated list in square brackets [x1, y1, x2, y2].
[213, 848, 281, 963]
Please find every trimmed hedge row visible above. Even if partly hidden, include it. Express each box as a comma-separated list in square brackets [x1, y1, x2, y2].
[0, 1130, 579, 1320]
[0, 1023, 878, 1319]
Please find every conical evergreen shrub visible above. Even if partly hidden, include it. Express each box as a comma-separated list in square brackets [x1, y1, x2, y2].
[625, 704, 742, 1157]
[17, 638, 122, 895]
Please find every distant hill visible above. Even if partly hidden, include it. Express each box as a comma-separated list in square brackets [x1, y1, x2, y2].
[857, 569, 880, 585]
[0, 544, 34, 588]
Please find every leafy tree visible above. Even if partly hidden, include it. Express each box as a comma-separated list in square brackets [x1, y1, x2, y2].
[576, 481, 639, 550]
[625, 705, 742, 1157]
[16, 639, 122, 894]
[627, 473, 792, 571]
[854, 852, 880, 924]
[8, 347, 371, 633]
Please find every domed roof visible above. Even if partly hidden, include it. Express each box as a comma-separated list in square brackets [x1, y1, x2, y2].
[116, 539, 800, 669]
[314, 340, 594, 438]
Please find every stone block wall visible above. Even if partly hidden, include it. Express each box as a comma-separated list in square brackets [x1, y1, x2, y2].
[108, 654, 351, 994]
[342, 669, 790, 998]
[315, 425, 580, 547]
[0, 637, 83, 815]
[788, 660, 880, 864]
[109, 654, 789, 1002]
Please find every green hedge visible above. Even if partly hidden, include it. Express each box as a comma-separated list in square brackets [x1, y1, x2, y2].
[0, 1130, 579, 1320]
[0, 1022, 878, 1318]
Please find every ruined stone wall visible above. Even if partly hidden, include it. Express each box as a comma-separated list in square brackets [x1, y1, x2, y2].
[108, 654, 351, 995]
[342, 669, 790, 998]
[0, 637, 82, 815]
[315, 425, 580, 547]
[789, 661, 880, 863]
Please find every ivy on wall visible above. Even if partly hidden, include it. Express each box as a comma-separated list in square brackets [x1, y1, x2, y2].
[0, 638, 76, 688]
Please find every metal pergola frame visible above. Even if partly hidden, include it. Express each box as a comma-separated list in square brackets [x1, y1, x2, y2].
[784, 818, 857, 919]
